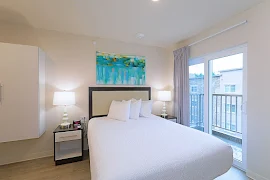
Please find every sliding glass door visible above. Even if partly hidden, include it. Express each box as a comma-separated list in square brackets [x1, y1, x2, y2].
[189, 60, 205, 132]
[189, 45, 247, 170]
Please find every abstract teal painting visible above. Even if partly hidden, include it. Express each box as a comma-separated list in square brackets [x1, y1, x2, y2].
[96, 51, 146, 85]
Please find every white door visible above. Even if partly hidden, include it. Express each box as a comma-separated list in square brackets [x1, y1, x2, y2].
[189, 44, 247, 170]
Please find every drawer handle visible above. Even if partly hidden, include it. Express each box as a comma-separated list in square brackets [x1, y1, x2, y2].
[59, 135, 77, 138]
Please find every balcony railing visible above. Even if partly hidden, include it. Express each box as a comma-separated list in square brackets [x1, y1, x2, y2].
[190, 94, 243, 134]
[212, 94, 242, 133]
[190, 94, 204, 131]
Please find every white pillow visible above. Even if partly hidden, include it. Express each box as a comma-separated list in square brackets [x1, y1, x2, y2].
[140, 100, 153, 118]
[108, 100, 131, 121]
[124, 99, 142, 120]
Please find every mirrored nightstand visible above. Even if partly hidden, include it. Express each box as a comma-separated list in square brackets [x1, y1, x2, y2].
[53, 125, 83, 165]
[160, 115, 177, 123]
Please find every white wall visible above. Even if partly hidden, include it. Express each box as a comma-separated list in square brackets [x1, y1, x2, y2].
[0, 22, 173, 165]
[174, 1, 270, 179]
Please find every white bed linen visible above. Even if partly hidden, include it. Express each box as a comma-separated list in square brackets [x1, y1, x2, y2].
[88, 115, 233, 180]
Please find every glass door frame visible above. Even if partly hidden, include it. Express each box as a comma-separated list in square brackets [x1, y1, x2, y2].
[190, 44, 247, 171]
[189, 57, 206, 131]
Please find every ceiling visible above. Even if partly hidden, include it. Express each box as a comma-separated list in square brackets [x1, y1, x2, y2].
[0, 0, 263, 47]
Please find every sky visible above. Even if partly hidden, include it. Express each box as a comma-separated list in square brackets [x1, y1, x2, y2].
[189, 53, 243, 74]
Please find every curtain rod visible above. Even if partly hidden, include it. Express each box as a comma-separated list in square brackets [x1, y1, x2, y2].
[188, 20, 248, 47]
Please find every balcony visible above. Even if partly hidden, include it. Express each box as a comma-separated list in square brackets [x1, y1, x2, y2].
[190, 94, 243, 162]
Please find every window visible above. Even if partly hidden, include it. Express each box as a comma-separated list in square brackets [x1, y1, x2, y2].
[231, 85, 236, 92]
[225, 85, 236, 93]
[231, 105, 236, 113]
[226, 104, 230, 112]
[226, 104, 236, 113]
[225, 86, 230, 92]
[190, 85, 198, 93]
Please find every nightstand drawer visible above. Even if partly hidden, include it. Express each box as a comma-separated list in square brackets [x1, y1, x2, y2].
[55, 130, 81, 142]
[159, 115, 177, 123]
[169, 119, 177, 123]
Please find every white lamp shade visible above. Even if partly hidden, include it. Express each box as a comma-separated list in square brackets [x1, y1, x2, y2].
[158, 91, 172, 102]
[53, 92, 76, 106]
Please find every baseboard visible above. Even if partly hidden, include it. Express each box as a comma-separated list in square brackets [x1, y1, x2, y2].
[232, 164, 245, 172]
[247, 170, 269, 180]
[0, 150, 53, 166]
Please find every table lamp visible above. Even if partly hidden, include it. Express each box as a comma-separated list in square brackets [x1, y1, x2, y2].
[53, 91, 75, 128]
[158, 91, 171, 118]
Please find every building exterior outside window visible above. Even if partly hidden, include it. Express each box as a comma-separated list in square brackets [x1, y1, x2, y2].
[226, 104, 236, 113]
[225, 85, 236, 93]
[189, 68, 242, 133]
[190, 85, 198, 93]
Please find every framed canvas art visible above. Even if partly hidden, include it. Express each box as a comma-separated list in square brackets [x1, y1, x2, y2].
[96, 51, 146, 85]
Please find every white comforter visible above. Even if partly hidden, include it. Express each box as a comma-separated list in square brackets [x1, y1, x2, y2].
[88, 115, 233, 180]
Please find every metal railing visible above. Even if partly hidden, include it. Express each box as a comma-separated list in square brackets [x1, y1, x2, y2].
[190, 94, 204, 129]
[190, 94, 242, 134]
[212, 94, 242, 133]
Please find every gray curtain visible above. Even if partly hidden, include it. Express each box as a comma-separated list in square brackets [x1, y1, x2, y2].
[174, 46, 190, 126]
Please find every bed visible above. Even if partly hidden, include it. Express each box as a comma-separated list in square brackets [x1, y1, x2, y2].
[88, 87, 233, 180]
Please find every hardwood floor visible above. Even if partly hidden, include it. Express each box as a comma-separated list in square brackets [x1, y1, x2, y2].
[0, 156, 249, 180]
[0, 157, 91, 180]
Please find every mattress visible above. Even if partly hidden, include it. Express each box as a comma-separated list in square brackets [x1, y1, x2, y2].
[88, 115, 233, 180]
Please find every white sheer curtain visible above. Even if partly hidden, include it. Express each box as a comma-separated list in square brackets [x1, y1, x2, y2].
[173, 46, 190, 126]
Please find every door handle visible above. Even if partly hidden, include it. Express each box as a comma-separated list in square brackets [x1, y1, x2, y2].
[241, 101, 247, 114]
[0, 83, 2, 104]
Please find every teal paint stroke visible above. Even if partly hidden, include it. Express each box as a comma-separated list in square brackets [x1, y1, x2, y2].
[96, 51, 146, 85]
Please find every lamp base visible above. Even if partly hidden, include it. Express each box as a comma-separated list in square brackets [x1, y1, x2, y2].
[161, 113, 168, 118]
[60, 122, 71, 129]
[161, 101, 168, 118]
[60, 106, 71, 129]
